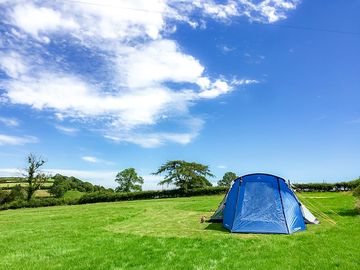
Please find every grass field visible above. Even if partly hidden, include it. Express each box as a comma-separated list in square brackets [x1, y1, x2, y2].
[0, 192, 358, 269]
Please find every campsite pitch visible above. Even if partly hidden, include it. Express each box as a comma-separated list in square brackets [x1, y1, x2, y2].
[0, 192, 358, 269]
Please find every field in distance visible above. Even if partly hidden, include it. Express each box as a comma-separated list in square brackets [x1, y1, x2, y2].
[0, 192, 358, 269]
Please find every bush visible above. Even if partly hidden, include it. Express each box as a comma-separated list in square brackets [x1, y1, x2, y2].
[0, 197, 79, 210]
[353, 185, 360, 197]
[0, 185, 26, 204]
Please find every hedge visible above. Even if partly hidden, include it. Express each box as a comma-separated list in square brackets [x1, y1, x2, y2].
[0, 197, 79, 210]
[0, 187, 228, 211]
[293, 179, 360, 192]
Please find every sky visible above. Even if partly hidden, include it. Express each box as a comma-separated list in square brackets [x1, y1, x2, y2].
[0, 0, 359, 190]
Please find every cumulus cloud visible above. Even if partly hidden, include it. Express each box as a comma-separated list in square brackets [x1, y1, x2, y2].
[0, 0, 298, 147]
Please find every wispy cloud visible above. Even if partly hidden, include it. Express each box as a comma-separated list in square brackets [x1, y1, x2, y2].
[81, 156, 113, 165]
[217, 165, 227, 169]
[0, 134, 38, 145]
[0, 116, 19, 127]
[55, 125, 79, 135]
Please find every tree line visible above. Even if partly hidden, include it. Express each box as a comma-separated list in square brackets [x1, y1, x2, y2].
[0, 154, 237, 205]
[115, 160, 237, 192]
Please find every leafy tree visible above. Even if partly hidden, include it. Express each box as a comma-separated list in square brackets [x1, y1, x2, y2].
[7, 185, 26, 202]
[49, 180, 70, 198]
[0, 188, 8, 204]
[115, 168, 144, 192]
[153, 160, 214, 190]
[23, 154, 47, 201]
[217, 172, 237, 187]
[0, 185, 26, 204]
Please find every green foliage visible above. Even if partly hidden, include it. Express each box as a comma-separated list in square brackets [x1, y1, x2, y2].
[294, 178, 360, 192]
[0, 177, 25, 183]
[353, 185, 360, 197]
[23, 154, 47, 201]
[0, 197, 79, 210]
[115, 168, 144, 192]
[217, 172, 237, 187]
[49, 174, 112, 198]
[0, 185, 26, 204]
[154, 160, 214, 190]
[49, 180, 70, 198]
[79, 187, 228, 204]
[0, 188, 8, 204]
[0, 187, 228, 210]
[7, 185, 27, 202]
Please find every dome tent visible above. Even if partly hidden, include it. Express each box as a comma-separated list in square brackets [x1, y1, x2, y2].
[210, 173, 319, 234]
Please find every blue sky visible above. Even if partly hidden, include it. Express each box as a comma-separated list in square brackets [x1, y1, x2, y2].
[0, 0, 359, 189]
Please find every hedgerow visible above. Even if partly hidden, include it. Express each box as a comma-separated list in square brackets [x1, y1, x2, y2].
[294, 179, 360, 192]
[0, 187, 228, 210]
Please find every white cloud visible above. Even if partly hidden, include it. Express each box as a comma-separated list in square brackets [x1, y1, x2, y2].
[198, 79, 232, 99]
[55, 125, 79, 135]
[82, 155, 114, 165]
[10, 3, 78, 42]
[232, 79, 259, 85]
[0, 116, 19, 127]
[82, 156, 100, 163]
[0, 168, 20, 177]
[0, 134, 38, 145]
[217, 165, 227, 169]
[0, 51, 28, 78]
[117, 40, 204, 88]
[0, 0, 297, 147]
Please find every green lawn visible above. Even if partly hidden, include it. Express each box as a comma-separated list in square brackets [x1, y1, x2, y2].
[0, 192, 358, 269]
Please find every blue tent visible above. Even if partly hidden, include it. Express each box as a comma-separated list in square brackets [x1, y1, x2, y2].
[215, 173, 313, 234]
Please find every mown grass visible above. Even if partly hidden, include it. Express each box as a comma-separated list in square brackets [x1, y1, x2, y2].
[0, 192, 358, 269]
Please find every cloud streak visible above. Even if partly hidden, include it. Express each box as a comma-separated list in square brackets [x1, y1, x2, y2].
[0, 134, 38, 145]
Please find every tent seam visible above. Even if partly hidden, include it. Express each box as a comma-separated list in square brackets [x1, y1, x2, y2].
[230, 177, 242, 231]
[277, 178, 290, 234]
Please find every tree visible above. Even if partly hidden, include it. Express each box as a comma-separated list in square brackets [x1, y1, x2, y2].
[217, 172, 237, 187]
[7, 185, 27, 202]
[49, 180, 70, 198]
[115, 168, 144, 192]
[153, 160, 214, 190]
[23, 154, 47, 201]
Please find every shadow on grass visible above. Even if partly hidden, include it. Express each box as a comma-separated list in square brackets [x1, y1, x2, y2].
[204, 222, 228, 232]
[337, 208, 359, 216]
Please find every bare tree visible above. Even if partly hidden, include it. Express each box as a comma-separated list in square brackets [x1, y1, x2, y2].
[23, 154, 47, 201]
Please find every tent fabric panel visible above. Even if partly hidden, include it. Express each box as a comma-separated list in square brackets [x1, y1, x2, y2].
[301, 204, 320, 224]
[279, 180, 306, 233]
[223, 179, 240, 230]
[231, 177, 288, 234]
[209, 180, 236, 222]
